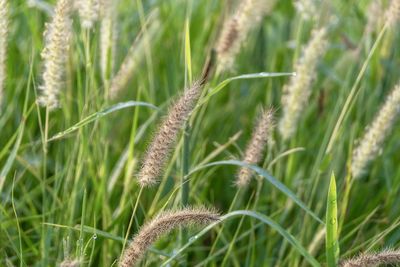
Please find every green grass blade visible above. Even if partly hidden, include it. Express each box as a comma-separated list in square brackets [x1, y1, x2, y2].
[188, 160, 323, 224]
[48, 101, 158, 141]
[326, 173, 339, 267]
[161, 210, 320, 267]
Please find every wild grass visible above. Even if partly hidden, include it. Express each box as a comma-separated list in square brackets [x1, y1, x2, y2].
[1, 0, 400, 266]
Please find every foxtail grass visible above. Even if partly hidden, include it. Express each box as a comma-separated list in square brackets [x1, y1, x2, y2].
[215, 0, 275, 72]
[0, 0, 7, 109]
[75, 0, 100, 29]
[38, 0, 72, 110]
[339, 249, 400, 267]
[351, 83, 400, 178]
[279, 27, 327, 140]
[119, 207, 220, 267]
[236, 108, 274, 187]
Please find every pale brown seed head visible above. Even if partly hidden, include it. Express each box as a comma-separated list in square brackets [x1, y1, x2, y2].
[386, 0, 400, 27]
[236, 108, 275, 187]
[75, 0, 101, 29]
[339, 249, 400, 267]
[0, 0, 8, 108]
[215, 0, 276, 72]
[279, 27, 327, 140]
[119, 207, 220, 267]
[351, 83, 400, 178]
[59, 258, 81, 267]
[138, 81, 204, 187]
[38, 0, 73, 110]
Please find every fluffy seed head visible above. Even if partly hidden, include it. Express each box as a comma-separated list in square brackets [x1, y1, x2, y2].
[119, 207, 220, 267]
[339, 249, 400, 267]
[279, 27, 327, 140]
[75, 0, 101, 29]
[215, 0, 276, 72]
[351, 83, 400, 179]
[0, 0, 8, 108]
[109, 14, 159, 99]
[236, 109, 275, 187]
[365, 0, 384, 35]
[386, 0, 400, 27]
[138, 81, 204, 187]
[38, 0, 73, 110]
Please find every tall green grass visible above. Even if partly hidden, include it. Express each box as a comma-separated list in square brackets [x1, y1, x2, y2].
[1, 0, 400, 266]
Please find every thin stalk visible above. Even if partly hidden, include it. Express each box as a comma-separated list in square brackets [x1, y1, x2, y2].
[41, 106, 49, 264]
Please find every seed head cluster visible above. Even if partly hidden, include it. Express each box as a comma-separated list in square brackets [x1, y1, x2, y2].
[294, 0, 318, 20]
[236, 109, 275, 187]
[279, 27, 327, 140]
[351, 84, 400, 179]
[119, 207, 220, 267]
[59, 259, 81, 267]
[138, 81, 204, 187]
[339, 249, 400, 267]
[0, 0, 8, 108]
[215, 0, 275, 72]
[38, 0, 73, 110]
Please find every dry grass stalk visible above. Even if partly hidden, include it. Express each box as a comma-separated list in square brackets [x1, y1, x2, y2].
[0, 0, 8, 108]
[215, 0, 275, 72]
[108, 14, 159, 99]
[236, 108, 275, 187]
[351, 83, 400, 178]
[38, 0, 73, 110]
[279, 27, 327, 140]
[119, 207, 220, 267]
[339, 249, 400, 267]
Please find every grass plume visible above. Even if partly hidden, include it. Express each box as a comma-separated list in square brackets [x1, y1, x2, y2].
[339, 249, 400, 267]
[75, 0, 100, 29]
[38, 0, 72, 110]
[215, 0, 275, 72]
[119, 207, 220, 267]
[0, 0, 7, 109]
[279, 27, 327, 140]
[236, 108, 275, 187]
[351, 83, 400, 178]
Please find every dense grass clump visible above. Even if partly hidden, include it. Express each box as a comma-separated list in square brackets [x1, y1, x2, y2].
[1, 0, 400, 266]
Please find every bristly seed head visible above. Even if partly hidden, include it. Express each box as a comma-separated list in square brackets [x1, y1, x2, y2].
[279, 27, 327, 140]
[75, 0, 101, 29]
[138, 81, 204, 187]
[0, 0, 8, 109]
[351, 83, 400, 179]
[119, 207, 220, 267]
[386, 0, 400, 27]
[215, 0, 276, 72]
[339, 248, 400, 267]
[236, 108, 275, 187]
[38, 0, 73, 110]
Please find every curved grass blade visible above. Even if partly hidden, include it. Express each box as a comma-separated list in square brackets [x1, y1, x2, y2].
[188, 160, 323, 224]
[326, 173, 339, 267]
[161, 210, 320, 267]
[48, 101, 158, 142]
[198, 72, 295, 106]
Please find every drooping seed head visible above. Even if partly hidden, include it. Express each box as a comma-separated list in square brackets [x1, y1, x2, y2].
[38, 0, 73, 110]
[236, 108, 275, 187]
[215, 0, 276, 72]
[279, 27, 327, 140]
[339, 249, 400, 267]
[119, 207, 220, 267]
[0, 0, 8, 109]
[138, 81, 204, 187]
[351, 83, 400, 179]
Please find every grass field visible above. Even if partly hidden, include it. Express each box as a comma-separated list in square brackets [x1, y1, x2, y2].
[1, 0, 400, 266]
